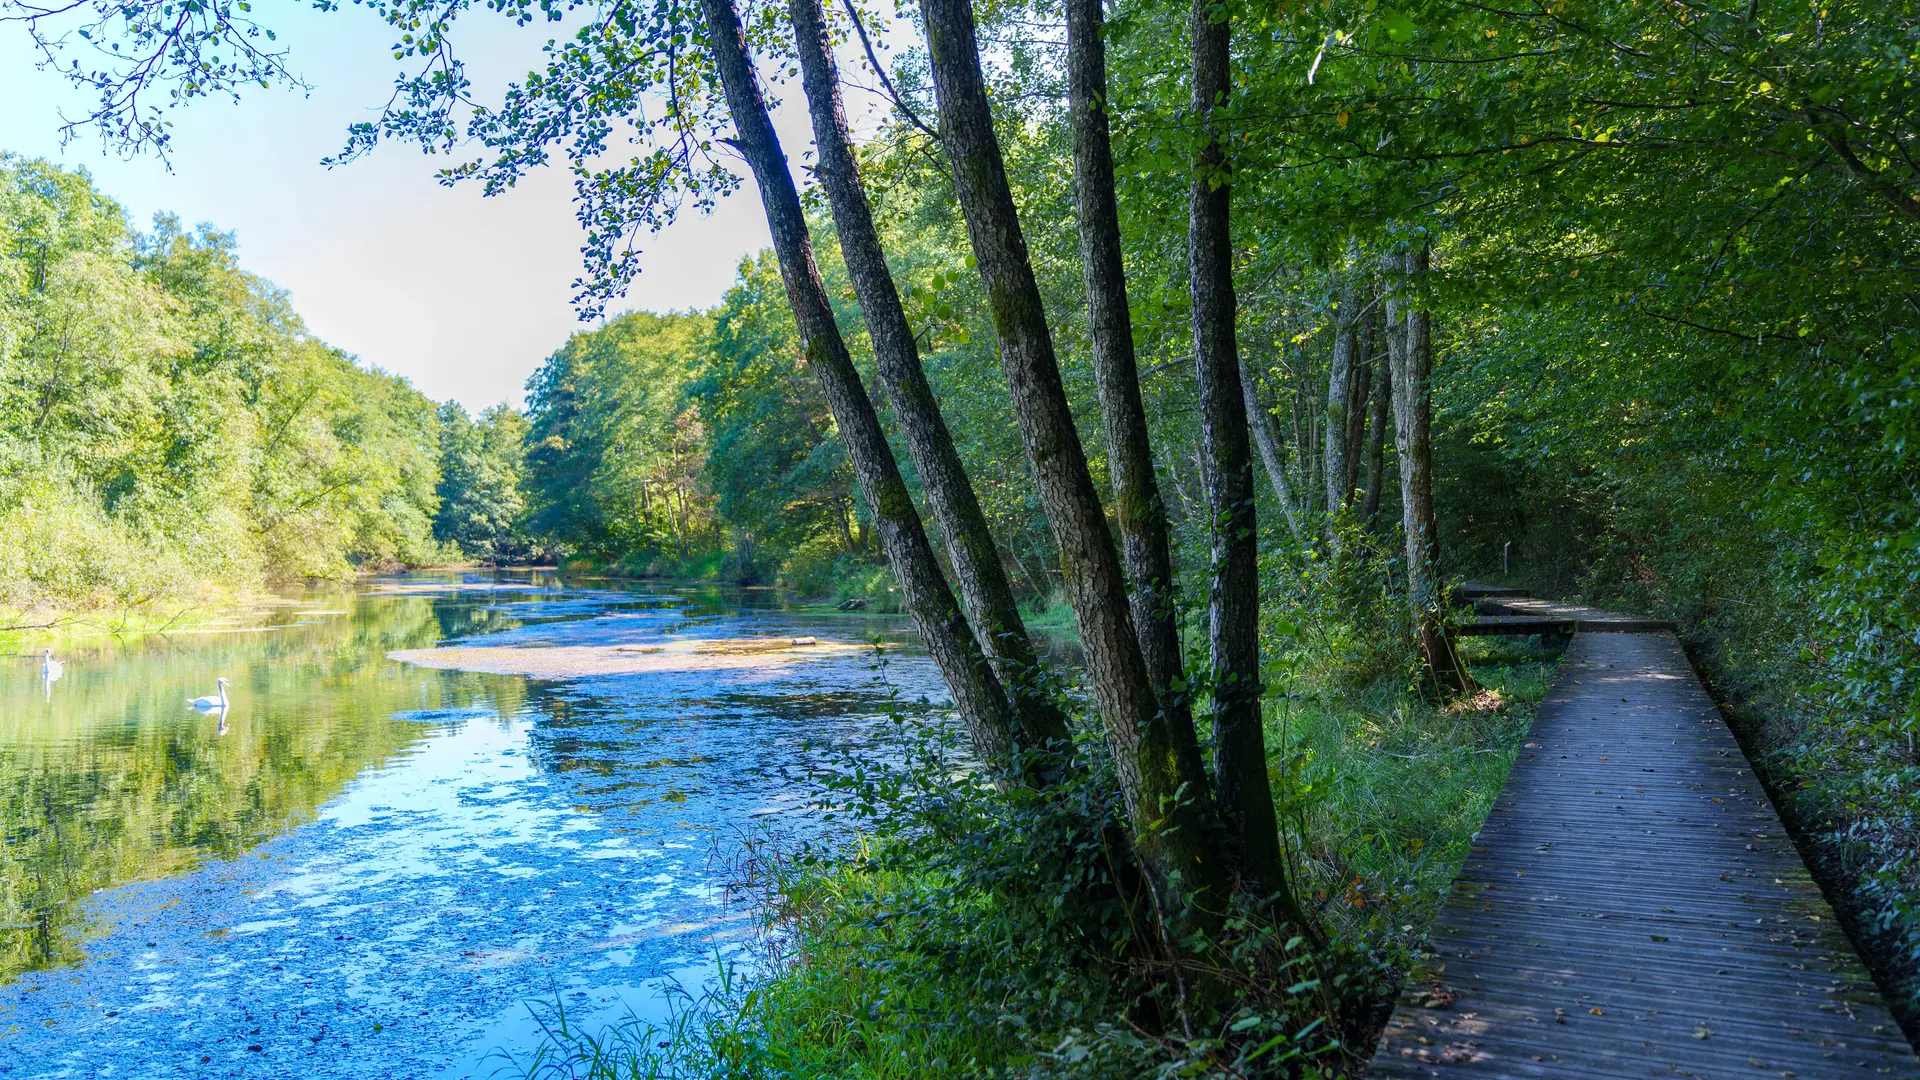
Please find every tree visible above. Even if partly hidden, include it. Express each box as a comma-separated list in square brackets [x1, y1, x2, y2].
[696, 0, 1038, 779]
[1064, 0, 1202, 787]
[524, 310, 720, 568]
[920, 0, 1247, 926]
[787, 0, 1069, 754]
[0, 157, 452, 605]
[1186, 0, 1298, 919]
[433, 401, 529, 563]
[1385, 245, 1470, 694]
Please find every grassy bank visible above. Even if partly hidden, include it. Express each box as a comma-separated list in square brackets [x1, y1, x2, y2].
[511, 633, 1558, 1078]
[0, 598, 255, 652]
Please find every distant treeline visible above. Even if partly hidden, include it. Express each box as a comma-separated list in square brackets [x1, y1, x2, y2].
[0, 156, 520, 612]
[521, 251, 937, 601]
[0, 158, 947, 611]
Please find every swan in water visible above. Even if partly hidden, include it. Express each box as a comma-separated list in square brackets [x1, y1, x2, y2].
[41, 650, 63, 702]
[189, 678, 230, 711]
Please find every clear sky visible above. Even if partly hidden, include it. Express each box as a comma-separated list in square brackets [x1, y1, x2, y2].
[0, 4, 901, 413]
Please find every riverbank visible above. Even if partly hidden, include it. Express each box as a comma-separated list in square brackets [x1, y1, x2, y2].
[1, 595, 284, 650]
[1, 564, 554, 651]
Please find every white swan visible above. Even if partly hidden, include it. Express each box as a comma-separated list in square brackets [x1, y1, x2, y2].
[41, 649, 63, 681]
[189, 678, 230, 711]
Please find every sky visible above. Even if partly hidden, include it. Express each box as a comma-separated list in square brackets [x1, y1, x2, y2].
[0, 4, 904, 413]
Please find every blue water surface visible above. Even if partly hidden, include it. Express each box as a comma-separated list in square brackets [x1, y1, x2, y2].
[0, 576, 944, 1079]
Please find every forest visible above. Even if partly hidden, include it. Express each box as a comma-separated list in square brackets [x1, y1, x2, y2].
[0, 155, 532, 619]
[2, 0, 1917, 1072]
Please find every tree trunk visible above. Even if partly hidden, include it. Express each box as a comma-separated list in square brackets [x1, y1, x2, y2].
[1065, 0, 1205, 790]
[920, 0, 1229, 917]
[1324, 267, 1358, 541]
[1243, 362, 1306, 541]
[1361, 337, 1391, 526]
[787, 0, 1069, 757]
[1344, 314, 1372, 500]
[1386, 245, 1472, 695]
[1189, 0, 1297, 919]
[699, 0, 1034, 775]
[1165, 443, 1200, 525]
[837, 495, 858, 554]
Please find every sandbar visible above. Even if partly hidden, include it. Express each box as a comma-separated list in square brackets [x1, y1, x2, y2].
[388, 637, 880, 679]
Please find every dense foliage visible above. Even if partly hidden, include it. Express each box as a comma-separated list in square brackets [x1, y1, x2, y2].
[0, 156, 535, 617]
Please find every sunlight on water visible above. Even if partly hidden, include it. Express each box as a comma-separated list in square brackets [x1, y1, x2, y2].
[0, 574, 947, 1077]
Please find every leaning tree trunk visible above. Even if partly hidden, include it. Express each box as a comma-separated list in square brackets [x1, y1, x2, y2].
[920, 0, 1229, 919]
[786, 0, 1069, 759]
[1065, 0, 1205, 790]
[1244, 362, 1307, 541]
[1386, 245, 1472, 695]
[698, 0, 1034, 776]
[1189, 0, 1303, 925]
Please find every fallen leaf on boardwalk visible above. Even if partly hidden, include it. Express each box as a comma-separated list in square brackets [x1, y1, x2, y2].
[1524, 742, 1541, 749]
[1693, 1024, 1711, 1039]
[1589, 1007, 1604, 1015]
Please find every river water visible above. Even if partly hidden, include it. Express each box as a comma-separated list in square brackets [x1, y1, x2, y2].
[0, 574, 949, 1078]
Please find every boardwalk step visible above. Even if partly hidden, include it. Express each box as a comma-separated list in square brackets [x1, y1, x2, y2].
[1457, 581, 1532, 602]
[1450, 616, 1576, 637]
[1475, 595, 1676, 633]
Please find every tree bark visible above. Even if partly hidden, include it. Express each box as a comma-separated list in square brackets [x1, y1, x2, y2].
[1324, 265, 1358, 535]
[1189, 0, 1294, 913]
[1243, 362, 1306, 541]
[1344, 313, 1372, 500]
[920, 0, 1228, 916]
[1065, 0, 1205, 791]
[699, 0, 1033, 774]
[1361, 335, 1391, 526]
[1386, 244, 1471, 695]
[787, 0, 1069, 757]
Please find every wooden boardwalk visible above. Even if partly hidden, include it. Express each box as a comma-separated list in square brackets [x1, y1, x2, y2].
[1457, 586, 1677, 636]
[1370, 627, 1919, 1077]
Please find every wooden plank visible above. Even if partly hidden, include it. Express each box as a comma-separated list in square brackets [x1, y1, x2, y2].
[1458, 582, 1532, 602]
[1476, 595, 1676, 633]
[1449, 617, 1575, 638]
[1451, 615, 1670, 638]
[1369, 631, 1917, 1078]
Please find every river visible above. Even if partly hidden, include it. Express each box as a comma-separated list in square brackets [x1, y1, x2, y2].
[0, 573, 951, 1078]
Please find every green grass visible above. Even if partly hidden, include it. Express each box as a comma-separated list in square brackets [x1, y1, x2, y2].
[1278, 635, 1559, 955]
[1018, 591, 1080, 640]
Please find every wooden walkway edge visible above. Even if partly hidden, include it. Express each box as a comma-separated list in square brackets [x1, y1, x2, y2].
[1369, 620, 1919, 1077]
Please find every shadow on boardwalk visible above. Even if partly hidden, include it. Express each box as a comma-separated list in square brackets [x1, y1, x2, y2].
[1370, 629, 1919, 1078]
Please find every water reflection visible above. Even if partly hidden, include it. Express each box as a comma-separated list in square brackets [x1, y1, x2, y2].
[0, 574, 950, 1077]
[0, 592, 489, 985]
